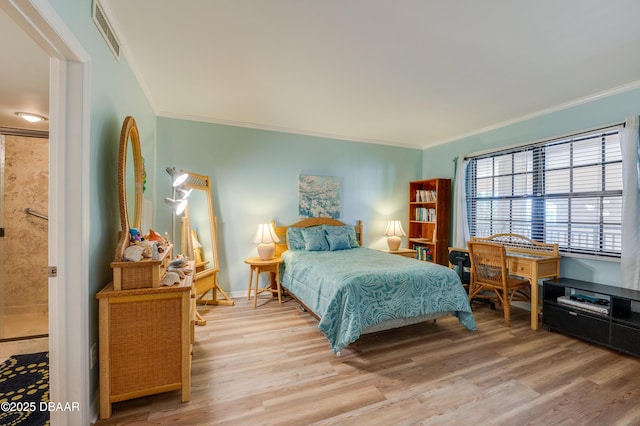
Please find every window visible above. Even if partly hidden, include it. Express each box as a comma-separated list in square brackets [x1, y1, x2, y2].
[466, 126, 623, 258]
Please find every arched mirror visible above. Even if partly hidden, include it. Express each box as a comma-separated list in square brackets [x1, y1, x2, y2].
[115, 116, 143, 260]
[180, 171, 234, 314]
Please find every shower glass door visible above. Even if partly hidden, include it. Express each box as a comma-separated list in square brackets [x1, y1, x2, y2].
[0, 133, 49, 340]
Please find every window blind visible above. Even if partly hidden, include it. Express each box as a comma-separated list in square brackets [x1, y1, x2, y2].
[466, 126, 623, 258]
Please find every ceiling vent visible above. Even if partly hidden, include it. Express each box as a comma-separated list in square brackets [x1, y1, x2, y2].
[92, 0, 121, 61]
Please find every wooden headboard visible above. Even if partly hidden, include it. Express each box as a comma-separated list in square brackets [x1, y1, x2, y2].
[274, 218, 363, 257]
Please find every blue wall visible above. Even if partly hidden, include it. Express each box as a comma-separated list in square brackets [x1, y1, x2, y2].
[156, 118, 422, 293]
[50, 0, 158, 404]
[422, 87, 640, 286]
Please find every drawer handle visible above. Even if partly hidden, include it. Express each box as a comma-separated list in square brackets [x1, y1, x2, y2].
[569, 311, 578, 316]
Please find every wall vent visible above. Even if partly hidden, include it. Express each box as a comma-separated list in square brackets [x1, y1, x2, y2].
[92, 0, 121, 61]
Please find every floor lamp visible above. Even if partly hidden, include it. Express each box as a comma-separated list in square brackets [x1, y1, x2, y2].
[165, 166, 189, 247]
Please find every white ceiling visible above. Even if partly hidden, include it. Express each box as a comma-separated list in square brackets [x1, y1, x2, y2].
[4, 2, 640, 148]
[0, 9, 49, 132]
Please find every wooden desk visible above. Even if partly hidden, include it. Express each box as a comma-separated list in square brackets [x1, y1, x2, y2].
[454, 234, 561, 331]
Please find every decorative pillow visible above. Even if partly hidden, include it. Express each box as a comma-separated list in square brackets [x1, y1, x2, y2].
[301, 226, 329, 251]
[323, 225, 359, 248]
[326, 232, 352, 251]
[286, 227, 306, 251]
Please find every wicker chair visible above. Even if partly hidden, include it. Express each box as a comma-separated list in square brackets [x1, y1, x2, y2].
[467, 241, 531, 327]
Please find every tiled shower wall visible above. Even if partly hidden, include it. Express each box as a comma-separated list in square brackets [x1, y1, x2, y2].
[2, 134, 48, 317]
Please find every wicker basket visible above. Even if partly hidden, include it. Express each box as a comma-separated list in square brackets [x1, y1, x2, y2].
[111, 244, 173, 290]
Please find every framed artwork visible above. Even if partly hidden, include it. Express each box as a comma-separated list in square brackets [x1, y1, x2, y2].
[298, 174, 341, 218]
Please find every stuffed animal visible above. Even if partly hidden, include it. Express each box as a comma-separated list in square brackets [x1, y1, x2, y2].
[169, 258, 186, 268]
[145, 228, 165, 243]
[129, 228, 143, 245]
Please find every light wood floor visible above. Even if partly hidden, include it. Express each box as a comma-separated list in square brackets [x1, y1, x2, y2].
[94, 294, 640, 425]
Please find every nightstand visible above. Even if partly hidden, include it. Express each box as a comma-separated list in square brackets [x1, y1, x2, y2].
[244, 257, 284, 308]
[376, 248, 417, 258]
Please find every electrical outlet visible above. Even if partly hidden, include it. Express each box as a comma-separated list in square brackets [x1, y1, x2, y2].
[91, 343, 98, 369]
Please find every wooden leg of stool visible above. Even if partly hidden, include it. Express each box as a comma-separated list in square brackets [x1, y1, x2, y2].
[253, 269, 260, 308]
[275, 271, 282, 304]
[247, 267, 254, 300]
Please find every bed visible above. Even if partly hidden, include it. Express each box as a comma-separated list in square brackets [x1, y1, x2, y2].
[274, 218, 476, 354]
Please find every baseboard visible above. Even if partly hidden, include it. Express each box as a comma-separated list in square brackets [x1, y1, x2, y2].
[90, 391, 100, 424]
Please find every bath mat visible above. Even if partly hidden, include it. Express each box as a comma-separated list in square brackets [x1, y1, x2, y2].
[0, 351, 49, 425]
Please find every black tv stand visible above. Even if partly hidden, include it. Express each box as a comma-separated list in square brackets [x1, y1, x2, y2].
[543, 278, 640, 358]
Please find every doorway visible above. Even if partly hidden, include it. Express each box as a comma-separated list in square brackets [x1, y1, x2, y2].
[0, 1, 91, 422]
[0, 132, 49, 341]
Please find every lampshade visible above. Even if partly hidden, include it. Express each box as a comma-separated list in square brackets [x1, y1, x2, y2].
[166, 166, 188, 187]
[252, 223, 281, 244]
[164, 197, 188, 215]
[177, 187, 193, 199]
[384, 220, 406, 237]
[252, 223, 280, 260]
[192, 234, 202, 249]
[384, 220, 406, 252]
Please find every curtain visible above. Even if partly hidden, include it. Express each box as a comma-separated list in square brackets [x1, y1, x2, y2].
[621, 116, 640, 290]
[452, 156, 470, 249]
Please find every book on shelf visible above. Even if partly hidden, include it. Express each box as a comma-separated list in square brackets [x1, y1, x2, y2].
[414, 246, 433, 261]
[414, 207, 436, 222]
[415, 189, 437, 203]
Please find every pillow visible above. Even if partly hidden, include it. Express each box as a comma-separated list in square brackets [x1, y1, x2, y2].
[301, 226, 329, 251]
[326, 231, 351, 251]
[323, 225, 359, 248]
[286, 227, 306, 251]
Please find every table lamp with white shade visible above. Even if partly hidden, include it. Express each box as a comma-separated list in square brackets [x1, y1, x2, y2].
[252, 223, 281, 260]
[384, 220, 406, 251]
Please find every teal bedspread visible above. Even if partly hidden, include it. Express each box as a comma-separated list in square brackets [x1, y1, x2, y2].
[281, 247, 476, 353]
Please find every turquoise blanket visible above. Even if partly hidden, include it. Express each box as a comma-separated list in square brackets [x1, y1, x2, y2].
[281, 247, 476, 353]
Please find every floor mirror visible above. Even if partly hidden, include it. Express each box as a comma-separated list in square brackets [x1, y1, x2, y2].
[180, 171, 233, 325]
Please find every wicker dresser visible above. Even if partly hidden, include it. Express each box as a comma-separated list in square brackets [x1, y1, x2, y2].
[96, 269, 195, 419]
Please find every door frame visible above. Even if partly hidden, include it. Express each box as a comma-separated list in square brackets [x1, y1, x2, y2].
[0, 130, 49, 340]
[1, 1, 91, 424]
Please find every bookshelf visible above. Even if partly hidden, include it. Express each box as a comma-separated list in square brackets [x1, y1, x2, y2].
[408, 178, 451, 266]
